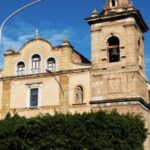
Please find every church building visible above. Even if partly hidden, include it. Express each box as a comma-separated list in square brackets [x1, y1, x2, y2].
[0, 0, 150, 149]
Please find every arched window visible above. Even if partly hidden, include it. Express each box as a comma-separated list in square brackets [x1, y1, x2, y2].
[107, 36, 120, 63]
[75, 86, 84, 104]
[31, 54, 41, 73]
[111, 0, 116, 7]
[110, 0, 118, 7]
[17, 61, 25, 75]
[47, 57, 56, 72]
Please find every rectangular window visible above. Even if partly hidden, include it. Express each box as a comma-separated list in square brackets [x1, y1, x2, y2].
[30, 88, 38, 107]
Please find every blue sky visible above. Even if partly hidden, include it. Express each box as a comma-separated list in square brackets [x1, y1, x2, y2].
[0, 0, 150, 79]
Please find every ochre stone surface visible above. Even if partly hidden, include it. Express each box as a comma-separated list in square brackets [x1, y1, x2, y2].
[0, 0, 150, 149]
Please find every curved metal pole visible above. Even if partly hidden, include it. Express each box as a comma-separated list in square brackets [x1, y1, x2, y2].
[0, 0, 43, 52]
[46, 69, 65, 97]
[46, 69, 66, 113]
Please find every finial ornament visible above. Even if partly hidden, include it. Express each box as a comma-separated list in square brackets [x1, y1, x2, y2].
[61, 36, 72, 47]
[130, 1, 133, 6]
[91, 8, 98, 17]
[64, 36, 68, 42]
[35, 29, 39, 39]
[5, 46, 15, 54]
[36, 29, 39, 36]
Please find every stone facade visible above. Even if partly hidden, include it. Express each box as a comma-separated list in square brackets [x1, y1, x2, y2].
[0, 0, 150, 149]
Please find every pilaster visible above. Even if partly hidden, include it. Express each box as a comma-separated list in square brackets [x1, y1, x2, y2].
[2, 80, 11, 118]
[59, 74, 69, 113]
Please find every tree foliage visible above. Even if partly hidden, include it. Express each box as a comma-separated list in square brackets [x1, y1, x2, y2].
[0, 111, 148, 150]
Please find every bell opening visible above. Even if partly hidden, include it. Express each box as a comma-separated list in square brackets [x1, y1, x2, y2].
[109, 48, 120, 63]
[111, 0, 116, 7]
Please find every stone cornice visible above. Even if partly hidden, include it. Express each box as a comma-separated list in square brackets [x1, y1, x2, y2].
[90, 97, 150, 111]
[0, 68, 92, 81]
[86, 10, 149, 33]
[0, 67, 147, 82]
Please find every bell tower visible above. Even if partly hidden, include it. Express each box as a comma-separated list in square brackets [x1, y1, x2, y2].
[86, 0, 149, 102]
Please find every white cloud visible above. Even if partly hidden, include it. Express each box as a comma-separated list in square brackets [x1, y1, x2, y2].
[2, 37, 22, 51]
[46, 29, 75, 45]
[1, 21, 75, 52]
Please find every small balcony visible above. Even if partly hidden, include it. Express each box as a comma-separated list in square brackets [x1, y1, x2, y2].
[46, 66, 56, 72]
[17, 70, 25, 76]
[31, 68, 41, 74]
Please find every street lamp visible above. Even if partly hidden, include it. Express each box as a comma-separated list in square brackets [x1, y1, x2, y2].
[0, 0, 44, 52]
[46, 69, 66, 114]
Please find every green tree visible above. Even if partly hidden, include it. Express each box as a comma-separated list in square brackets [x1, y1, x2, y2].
[0, 111, 148, 150]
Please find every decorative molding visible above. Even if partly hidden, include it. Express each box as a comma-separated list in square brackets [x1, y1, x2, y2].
[90, 98, 150, 111]
[25, 82, 43, 86]
[123, 23, 137, 28]
[91, 28, 102, 33]
[72, 103, 86, 106]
